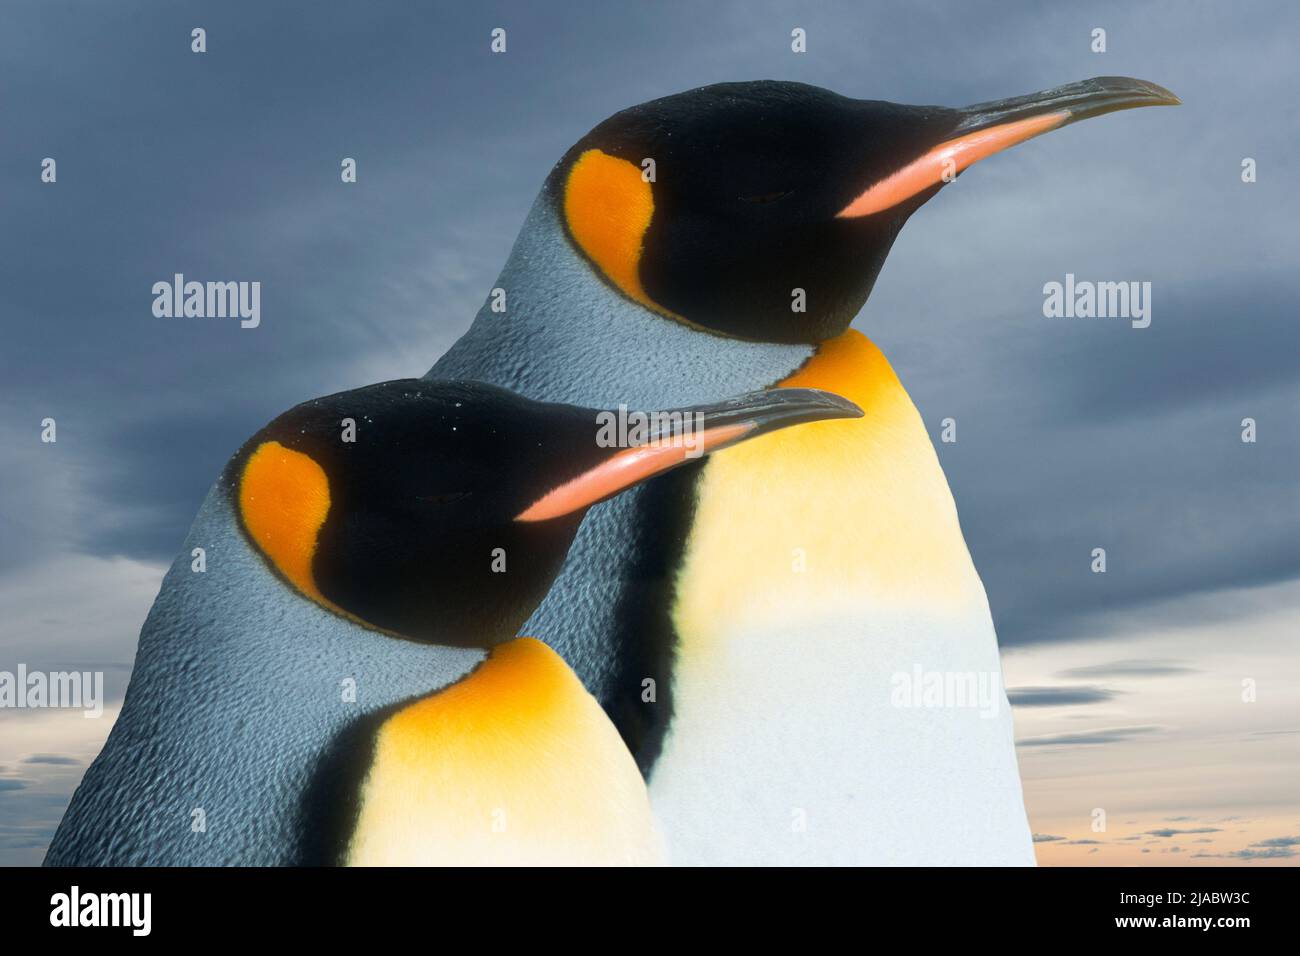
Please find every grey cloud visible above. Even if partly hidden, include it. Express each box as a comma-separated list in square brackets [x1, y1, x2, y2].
[1007, 685, 1118, 707]
[1017, 725, 1161, 748]
[1144, 827, 1221, 838]
[0, 789, 74, 863]
[1249, 836, 1300, 847]
[914, 269, 1300, 649]
[1056, 660, 1197, 679]
[21, 754, 80, 766]
[0, 825, 56, 851]
[1032, 833, 1065, 843]
[1024, 272, 1299, 428]
[1197, 846, 1297, 860]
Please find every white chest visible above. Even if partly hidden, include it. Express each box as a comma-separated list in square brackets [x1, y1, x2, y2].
[650, 602, 1034, 866]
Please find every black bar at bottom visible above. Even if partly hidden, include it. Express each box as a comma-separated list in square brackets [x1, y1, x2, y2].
[0, 865, 1293, 941]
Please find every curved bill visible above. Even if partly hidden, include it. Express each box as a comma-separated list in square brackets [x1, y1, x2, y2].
[838, 75, 1180, 219]
[516, 387, 862, 522]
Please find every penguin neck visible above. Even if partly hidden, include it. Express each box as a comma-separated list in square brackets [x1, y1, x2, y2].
[429, 189, 814, 407]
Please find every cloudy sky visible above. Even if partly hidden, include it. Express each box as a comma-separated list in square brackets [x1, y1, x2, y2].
[2, 1, 1297, 865]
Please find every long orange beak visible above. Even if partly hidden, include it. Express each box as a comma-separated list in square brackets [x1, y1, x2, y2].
[838, 76, 1180, 219]
[516, 388, 862, 522]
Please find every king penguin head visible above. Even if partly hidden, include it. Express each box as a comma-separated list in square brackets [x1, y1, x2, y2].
[551, 76, 1179, 344]
[228, 379, 860, 646]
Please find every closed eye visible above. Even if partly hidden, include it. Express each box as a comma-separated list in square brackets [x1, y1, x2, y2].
[738, 189, 793, 204]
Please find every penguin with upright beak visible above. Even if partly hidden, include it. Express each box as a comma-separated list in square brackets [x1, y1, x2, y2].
[428, 77, 1179, 864]
[43, 379, 859, 866]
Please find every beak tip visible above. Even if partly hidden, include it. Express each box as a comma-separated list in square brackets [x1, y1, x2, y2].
[1074, 75, 1182, 113]
[780, 387, 864, 420]
[1118, 76, 1181, 107]
[959, 75, 1183, 136]
[826, 393, 866, 419]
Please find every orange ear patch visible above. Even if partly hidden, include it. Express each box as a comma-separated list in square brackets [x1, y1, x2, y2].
[563, 148, 663, 312]
[238, 440, 331, 601]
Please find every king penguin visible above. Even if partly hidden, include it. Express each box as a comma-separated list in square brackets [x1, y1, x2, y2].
[43, 379, 858, 866]
[427, 77, 1179, 864]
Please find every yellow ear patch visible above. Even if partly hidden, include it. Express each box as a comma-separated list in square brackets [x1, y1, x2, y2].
[238, 440, 331, 602]
[563, 148, 664, 313]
